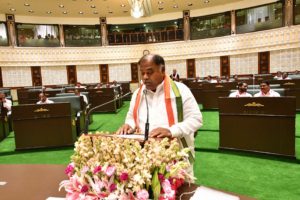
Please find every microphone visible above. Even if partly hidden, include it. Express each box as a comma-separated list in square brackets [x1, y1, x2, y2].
[143, 89, 150, 141]
[83, 92, 132, 134]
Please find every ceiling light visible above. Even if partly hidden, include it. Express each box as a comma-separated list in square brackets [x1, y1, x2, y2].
[91, 5, 96, 8]
[10, 8, 16, 11]
[108, 11, 113, 14]
[28, 10, 34, 13]
[173, 4, 178, 8]
[46, 11, 52, 14]
[158, 7, 164, 10]
[59, 5, 64, 8]
[130, 0, 144, 18]
[24, 3, 30, 6]
[188, 3, 193, 6]
[158, 1, 163, 4]
[62, 11, 68, 14]
[121, 4, 126, 7]
[93, 11, 98, 14]
[79, 11, 84, 14]
[86, 0, 92, 1]
[204, 0, 210, 3]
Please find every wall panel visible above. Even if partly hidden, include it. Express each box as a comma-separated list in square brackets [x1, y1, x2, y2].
[109, 63, 131, 82]
[76, 65, 100, 84]
[2, 66, 32, 87]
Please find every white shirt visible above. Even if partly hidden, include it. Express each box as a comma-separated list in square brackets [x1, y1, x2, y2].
[229, 91, 252, 97]
[37, 99, 54, 104]
[125, 80, 203, 156]
[254, 89, 280, 97]
[3, 98, 12, 111]
[80, 94, 88, 104]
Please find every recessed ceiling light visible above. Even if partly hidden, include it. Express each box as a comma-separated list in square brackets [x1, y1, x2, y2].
[86, 0, 92, 1]
[10, 8, 16, 11]
[59, 4, 64, 8]
[158, 7, 164, 10]
[108, 11, 113, 14]
[79, 11, 84, 14]
[28, 10, 34, 13]
[46, 11, 52, 14]
[24, 3, 30, 6]
[173, 5, 178, 8]
[121, 4, 126, 7]
[123, 10, 128, 13]
[62, 11, 68, 14]
[93, 11, 98, 14]
[188, 3, 193, 6]
[158, 1, 163, 4]
[90, 5, 96, 8]
[204, 0, 210, 3]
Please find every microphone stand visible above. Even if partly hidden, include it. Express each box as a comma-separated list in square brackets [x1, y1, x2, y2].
[82, 92, 131, 134]
[143, 90, 149, 141]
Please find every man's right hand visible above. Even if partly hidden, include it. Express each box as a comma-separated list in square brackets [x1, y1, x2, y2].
[116, 124, 134, 135]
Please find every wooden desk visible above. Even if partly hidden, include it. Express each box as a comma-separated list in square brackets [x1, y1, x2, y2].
[12, 103, 77, 150]
[0, 164, 256, 200]
[218, 97, 296, 157]
[88, 88, 117, 112]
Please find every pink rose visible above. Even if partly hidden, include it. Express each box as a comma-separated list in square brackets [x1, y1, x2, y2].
[65, 163, 74, 176]
[80, 185, 89, 193]
[93, 166, 102, 174]
[136, 189, 149, 200]
[109, 183, 117, 192]
[105, 166, 116, 177]
[119, 172, 129, 181]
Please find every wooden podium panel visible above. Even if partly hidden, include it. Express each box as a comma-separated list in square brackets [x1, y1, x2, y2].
[88, 88, 116, 112]
[12, 103, 77, 150]
[218, 97, 296, 157]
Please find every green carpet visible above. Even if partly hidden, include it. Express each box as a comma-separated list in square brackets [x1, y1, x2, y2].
[0, 101, 300, 199]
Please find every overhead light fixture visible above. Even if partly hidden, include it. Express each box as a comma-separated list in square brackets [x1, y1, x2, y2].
[204, 0, 210, 3]
[10, 8, 16, 11]
[62, 11, 68, 14]
[130, 0, 144, 18]
[46, 11, 52, 14]
[79, 11, 84, 14]
[93, 11, 98, 14]
[28, 10, 34, 13]
[91, 5, 96, 8]
[24, 3, 30, 6]
[59, 4, 64, 8]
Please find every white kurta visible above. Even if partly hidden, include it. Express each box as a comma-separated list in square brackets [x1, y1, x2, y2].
[125, 80, 203, 156]
[254, 89, 280, 97]
[37, 99, 54, 104]
[229, 91, 252, 97]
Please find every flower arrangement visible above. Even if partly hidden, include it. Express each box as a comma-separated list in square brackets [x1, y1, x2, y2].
[59, 134, 195, 200]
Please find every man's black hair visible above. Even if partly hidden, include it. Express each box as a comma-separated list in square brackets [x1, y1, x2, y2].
[138, 54, 165, 66]
[260, 80, 270, 85]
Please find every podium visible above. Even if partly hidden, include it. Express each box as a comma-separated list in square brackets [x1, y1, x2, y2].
[218, 97, 296, 157]
[12, 103, 77, 150]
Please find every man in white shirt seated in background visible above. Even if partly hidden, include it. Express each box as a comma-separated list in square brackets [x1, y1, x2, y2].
[0, 93, 12, 114]
[229, 82, 252, 97]
[36, 93, 54, 104]
[254, 81, 280, 97]
[74, 89, 88, 105]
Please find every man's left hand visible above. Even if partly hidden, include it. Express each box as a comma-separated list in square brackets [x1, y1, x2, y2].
[150, 127, 172, 138]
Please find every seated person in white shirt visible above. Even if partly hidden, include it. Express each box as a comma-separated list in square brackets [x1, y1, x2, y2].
[74, 89, 88, 105]
[254, 81, 280, 97]
[274, 71, 283, 80]
[282, 72, 291, 80]
[229, 82, 252, 97]
[116, 54, 203, 174]
[36, 93, 54, 104]
[75, 82, 86, 89]
[0, 93, 12, 114]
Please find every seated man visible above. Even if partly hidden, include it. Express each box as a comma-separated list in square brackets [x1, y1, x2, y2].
[254, 81, 280, 97]
[274, 71, 283, 80]
[282, 72, 291, 80]
[0, 93, 12, 114]
[74, 89, 88, 105]
[37, 93, 54, 104]
[229, 82, 252, 97]
[75, 82, 86, 89]
[116, 54, 202, 174]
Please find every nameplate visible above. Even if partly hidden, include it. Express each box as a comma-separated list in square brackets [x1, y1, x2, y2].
[96, 90, 104, 93]
[244, 102, 264, 107]
[34, 108, 50, 113]
[283, 82, 295, 85]
[0, 181, 7, 186]
[215, 85, 224, 88]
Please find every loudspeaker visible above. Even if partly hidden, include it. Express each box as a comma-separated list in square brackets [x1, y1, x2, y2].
[6, 14, 15, 22]
[100, 17, 106, 24]
[183, 10, 190, 17]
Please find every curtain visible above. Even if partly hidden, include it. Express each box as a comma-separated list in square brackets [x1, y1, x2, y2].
[33, 25, 58, 39]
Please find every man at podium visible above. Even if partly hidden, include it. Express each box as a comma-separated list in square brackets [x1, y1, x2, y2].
[117, 54, 202, 169]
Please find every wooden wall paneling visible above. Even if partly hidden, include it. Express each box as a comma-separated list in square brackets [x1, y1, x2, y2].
[66, 65, 77, 84]
[220, 56, 230, 77]
[186, 59, 196, 78]
[131, 63, 139, 83]
[31, 66, 42, 86]
[0, 67, 3, 88]
[100, 64, 109, 83]
[258, 52, 270, 74]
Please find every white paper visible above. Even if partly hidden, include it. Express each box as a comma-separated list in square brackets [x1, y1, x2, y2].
[46, 197, 65, 200]
[190, 186, 240, 200]
[114, 134, 145, 140]
[0, 181, 7, 186]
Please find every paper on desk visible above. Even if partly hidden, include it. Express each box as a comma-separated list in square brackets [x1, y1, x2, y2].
[114, 134, 145, 140]
[0, 181, 7, 186]
[190, 186, 240, 200]
[46, 197, 65, 200]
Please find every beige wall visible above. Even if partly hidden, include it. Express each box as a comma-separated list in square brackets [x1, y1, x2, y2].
[165, 60, 187, 78]
[41, 66, 67, 85]
[109, 63, 131, 82]
[76, 65, 100, 84]
[1, 66, 32, 87]
[195, 57, 220, 77]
